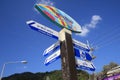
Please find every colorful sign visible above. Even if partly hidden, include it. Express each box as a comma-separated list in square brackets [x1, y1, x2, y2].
[35, 4, 82, 33]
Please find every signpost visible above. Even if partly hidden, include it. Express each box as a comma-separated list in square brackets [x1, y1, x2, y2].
[26, 20, 96, 79]
[26, 4, 96, 80]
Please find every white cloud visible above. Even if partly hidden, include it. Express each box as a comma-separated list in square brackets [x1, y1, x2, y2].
[88, 15, 102, 28]
[36, 0, 54, 6]
[77, 27, 89, 37]
[77, 15, 102, 37]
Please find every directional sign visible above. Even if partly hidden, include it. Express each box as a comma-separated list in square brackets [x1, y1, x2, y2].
[43, 41, 60, 56]
[26, 20, 90, 51]
[26, 20, 58, 39]
[44, 48, 95, 71]
[73, 39, 90, 51]
[44, 48, 93, 66]
[74, 48, 93, 61]
[44, 49, 60, 66]
[43, 41, 93, 61]
[76, 59, 95, 71]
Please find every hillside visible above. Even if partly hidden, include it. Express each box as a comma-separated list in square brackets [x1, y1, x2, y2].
[2, 70, 89, 80]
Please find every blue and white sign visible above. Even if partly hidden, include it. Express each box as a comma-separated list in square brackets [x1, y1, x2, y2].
[26, 20, 59, 39]
[44, 47, 93, 66]
[73, 39, 90, 52]
[76, 59, 95, 71]
[44, 48, 95, 71]
[27, 20, 95, 70]
[26, 20, 90, 51]
[74, 48, 93, 61]
[44, 49, 60, 66]
[43, 41, 60, 56]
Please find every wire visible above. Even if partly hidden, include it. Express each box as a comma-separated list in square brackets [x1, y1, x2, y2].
[92, 25, 120, 46]
[91, 25, 120, 49]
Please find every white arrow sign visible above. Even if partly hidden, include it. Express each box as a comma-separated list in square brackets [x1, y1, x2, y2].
[26, 20, 90, 51]
[44, 49, 60, 66]
[44, 48, 93, 66]
[44, 48, 95, 71]
[43, 41, 60, 56]
[73, 39, 90, 51]
[76, 59, 95, 71]
[26, 20, 58, 39]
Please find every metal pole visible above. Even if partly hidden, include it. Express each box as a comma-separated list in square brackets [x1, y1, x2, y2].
[0, 63, 6, 80]
[59, 28, 78, 80]
[0, 61, 27, 80]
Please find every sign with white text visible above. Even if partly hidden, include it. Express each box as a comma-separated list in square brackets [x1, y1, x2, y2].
[26, 20, 90, 51]
[43, 41, 60, 56]
[74, 48, 93, 61]
[26, 20, 58, 39]
[44, 49, 60, 66]
[76, 59, 95, 71]
[44, 47, 93, 66]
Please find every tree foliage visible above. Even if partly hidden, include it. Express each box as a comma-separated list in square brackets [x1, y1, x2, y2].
[102, 62, 118, 74]
[2, 70, 89, 80]
[95, 62, 119, 79]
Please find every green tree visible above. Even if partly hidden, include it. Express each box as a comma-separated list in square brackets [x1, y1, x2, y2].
[96, 62, 119, 79]
[102, 62, 118, 75]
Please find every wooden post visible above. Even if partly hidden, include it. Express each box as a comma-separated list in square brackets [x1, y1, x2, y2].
[59, 28, 78, 80]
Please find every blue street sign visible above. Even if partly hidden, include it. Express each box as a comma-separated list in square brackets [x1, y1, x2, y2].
[74, 48, 93, 61]
[44, 47, 93, 66]
[43, 41, 60, 56]
[76, 59, 95, 71]
[26, 20, 90, 51]
[26, 20, 59, 39]
[44, 49, 60, 66]
[73, 39, 90, 52]
[44, 50, 96, 71]
[27, 20, 95, 70]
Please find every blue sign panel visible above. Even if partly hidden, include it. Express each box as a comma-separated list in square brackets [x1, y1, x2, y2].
[26, 20, 90, 51]
[76, 59, 95, 71]
[43, 41, 60, 56]
[44, 49, 60, 66]
[74, 48, 93, 61]
[26, 20, 59, 40]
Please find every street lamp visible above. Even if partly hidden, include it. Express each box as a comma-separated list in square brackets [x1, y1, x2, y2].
[0, 60, 27, 80]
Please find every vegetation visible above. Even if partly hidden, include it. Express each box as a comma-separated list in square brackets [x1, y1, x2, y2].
[95, 62, 119, 79]
[2, 70, 89, 80]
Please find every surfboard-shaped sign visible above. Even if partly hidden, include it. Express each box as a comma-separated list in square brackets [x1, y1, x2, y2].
[35, 4, 82, 33]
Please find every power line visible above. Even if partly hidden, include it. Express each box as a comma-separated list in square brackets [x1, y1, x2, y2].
[96, 33, 120, 48]
[92, 25, 120, 47]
